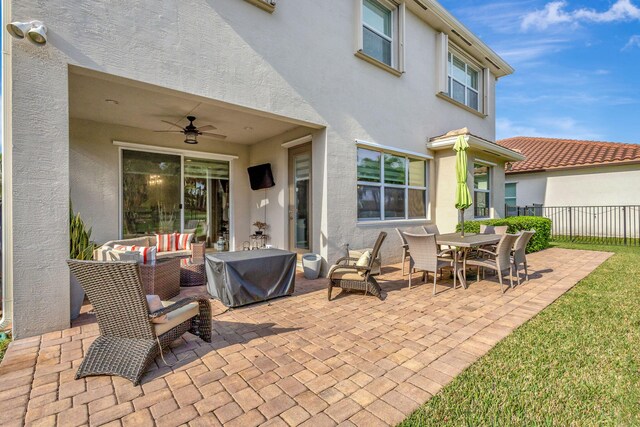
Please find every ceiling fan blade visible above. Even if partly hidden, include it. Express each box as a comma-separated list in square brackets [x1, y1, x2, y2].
[200, 132, 228, 140]
[160, 120, 186, 130]
[154, 130, 184, 133]
[198, 124, 218, 131]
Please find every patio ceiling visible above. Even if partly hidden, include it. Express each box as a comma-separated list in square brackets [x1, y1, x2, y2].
[69, 67, 319, 145]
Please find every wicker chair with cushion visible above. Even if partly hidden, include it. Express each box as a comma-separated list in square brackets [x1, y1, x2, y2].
[395, 228, 411, 276]
[466, 233, 519, 293]
[67, 260, 212, 386]
[328, 232, 386, 300]
[480, 224, 509, 235]
[512, 230, 536, 285]
[403, 232, 455, 295]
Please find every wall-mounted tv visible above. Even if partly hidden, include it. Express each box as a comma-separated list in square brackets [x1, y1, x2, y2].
[247, 163, 275, 190]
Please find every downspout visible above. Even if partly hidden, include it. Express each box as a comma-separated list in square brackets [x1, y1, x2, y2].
[0, 0, 14, 330]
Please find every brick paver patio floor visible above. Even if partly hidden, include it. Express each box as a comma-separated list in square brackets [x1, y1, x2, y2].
[0, 248, 611, 426]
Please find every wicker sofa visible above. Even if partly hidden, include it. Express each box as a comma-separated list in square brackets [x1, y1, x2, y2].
[94, 236, 205, 261]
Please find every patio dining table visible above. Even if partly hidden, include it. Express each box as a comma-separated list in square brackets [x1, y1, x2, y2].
[436, 232, 501, 289]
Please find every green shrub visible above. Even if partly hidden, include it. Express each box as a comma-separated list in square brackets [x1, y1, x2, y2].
[456, 216, 551, 253]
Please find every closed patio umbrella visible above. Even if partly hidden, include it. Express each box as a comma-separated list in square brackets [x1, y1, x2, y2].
[454, 135, 473, 237]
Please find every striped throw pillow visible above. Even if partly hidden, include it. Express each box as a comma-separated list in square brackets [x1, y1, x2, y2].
[176, 233, 194, 251]
[113, 245, 157, 264]
[155, 233, 176, 252]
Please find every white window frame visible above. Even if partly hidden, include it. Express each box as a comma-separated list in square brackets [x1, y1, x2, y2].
[473, 161, 492, 219]
[505, 182, 517, 206]
[356, 146, 429, 222]
[356, 0, 405, 76]
[448, 48, 482, 112]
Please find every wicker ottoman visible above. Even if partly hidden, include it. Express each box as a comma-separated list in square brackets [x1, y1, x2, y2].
[139, 258, 181, 300]
[180, 259, 206, 287]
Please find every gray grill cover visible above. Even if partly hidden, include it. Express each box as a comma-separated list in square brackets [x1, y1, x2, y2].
[205, 249, 297, 307]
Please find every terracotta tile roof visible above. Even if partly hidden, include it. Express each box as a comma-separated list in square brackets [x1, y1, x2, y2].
[497, 136, 640, 173]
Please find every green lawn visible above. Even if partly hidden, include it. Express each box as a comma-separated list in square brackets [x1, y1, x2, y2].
[400, 243, 640, 426]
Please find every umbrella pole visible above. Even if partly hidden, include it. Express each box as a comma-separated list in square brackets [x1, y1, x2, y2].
[460, 209, 465, 237]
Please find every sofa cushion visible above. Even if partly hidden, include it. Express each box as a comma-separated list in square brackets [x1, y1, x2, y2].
[114, 245, 157, 264]
[103, 237, 150, 249]
[154, 301, 199, 336]
[155, 233, 177, 252]
[349, 248, 381, 276]
[176, 233, 194, 251]
[156, 249, 191, 259]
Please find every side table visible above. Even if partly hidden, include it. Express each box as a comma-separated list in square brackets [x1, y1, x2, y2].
[139, 258, 180, 300]
[180, 258, 206, 287]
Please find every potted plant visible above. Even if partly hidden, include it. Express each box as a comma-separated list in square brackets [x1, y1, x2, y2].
[253, 221, 268, 236]
[70, 206, 97, 320]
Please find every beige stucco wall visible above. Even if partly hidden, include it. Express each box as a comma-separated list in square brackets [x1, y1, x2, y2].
[506, 164, 640, 207]
[8, 0, 502, 337]
[434, 149, 507, 234]
[70, 118, 252, 247]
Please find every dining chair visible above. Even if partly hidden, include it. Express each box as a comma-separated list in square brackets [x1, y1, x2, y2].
[423, 224, 440, 234]
[466, 233, 519, 293]
[480, 224, 508, 235]
[403, 232, 456, 295]
[395, 228, 411, 276]
[512, 230, 536, 285]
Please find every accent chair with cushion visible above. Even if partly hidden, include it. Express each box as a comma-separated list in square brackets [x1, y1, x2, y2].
[67, 260, 212, 385]
[328, 232, 387, 300]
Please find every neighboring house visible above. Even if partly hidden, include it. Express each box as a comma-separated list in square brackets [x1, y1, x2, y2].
[499, 137, 640, 209]
[3, 0, 523, 338]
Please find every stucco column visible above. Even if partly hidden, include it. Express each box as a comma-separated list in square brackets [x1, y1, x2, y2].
[9, 39, 70, 338]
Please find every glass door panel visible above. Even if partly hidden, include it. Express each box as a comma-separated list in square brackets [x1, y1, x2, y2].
[184, 158, 230, 251]
[289, 146, 311, 254]
[122, 150, 181, 238]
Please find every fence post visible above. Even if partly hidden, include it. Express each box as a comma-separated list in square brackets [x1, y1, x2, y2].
[569, 207, 573, 241]
[623, 206, 627, 246]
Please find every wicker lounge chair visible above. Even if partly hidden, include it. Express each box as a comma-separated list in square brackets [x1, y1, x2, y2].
[67, 260, 212, 386]
[466, 233, 518, 293]
[395, 228, 411, 276]
[328, 232, 386, 300]
[512, 230, 536, 285]
[403, 232, 455, 295]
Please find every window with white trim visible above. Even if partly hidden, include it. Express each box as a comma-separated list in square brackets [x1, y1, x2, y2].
[358, 0, 404, 72]
[473, 162, 491, 218]
[505, 182, 517, 216]
[357, 147, 428, 221]
[448, 51, 481, 111]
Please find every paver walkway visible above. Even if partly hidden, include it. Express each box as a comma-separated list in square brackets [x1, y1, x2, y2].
[0, 248, 611, 426]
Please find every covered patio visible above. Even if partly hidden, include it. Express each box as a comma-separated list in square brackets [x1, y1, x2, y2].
[0, 248, 610, 426]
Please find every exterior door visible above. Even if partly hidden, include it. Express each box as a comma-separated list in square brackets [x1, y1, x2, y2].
[288, 144, 312, 255]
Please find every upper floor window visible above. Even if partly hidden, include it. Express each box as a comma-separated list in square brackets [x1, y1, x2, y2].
[356, 0, 405, 76]
[357, 147, 428, 221]
[448, 51, 480, 111]
[474, 162, 491, 218]
[363, 0, 393, 66]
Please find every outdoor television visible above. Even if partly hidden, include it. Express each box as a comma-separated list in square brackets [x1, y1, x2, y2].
[247, 163, 275, 190]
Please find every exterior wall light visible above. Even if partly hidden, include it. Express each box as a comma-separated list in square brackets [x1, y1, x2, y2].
[6, 20, 48, 45]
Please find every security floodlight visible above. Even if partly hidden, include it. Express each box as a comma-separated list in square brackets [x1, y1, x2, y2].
[27, 22, 47, 45]
[6, 21, 31, 39]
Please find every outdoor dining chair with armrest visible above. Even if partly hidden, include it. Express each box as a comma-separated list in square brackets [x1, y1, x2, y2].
[465, 233, 519, 293]
[403, 232, 456, 295]
[512, 230, 536, 285]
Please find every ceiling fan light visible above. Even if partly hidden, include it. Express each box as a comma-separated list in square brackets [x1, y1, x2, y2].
[184, 131, 198, 144]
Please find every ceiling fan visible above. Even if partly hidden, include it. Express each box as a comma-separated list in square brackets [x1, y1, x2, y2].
[155, 115, 227, 144]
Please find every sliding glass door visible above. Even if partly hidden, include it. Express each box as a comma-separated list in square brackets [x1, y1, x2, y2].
[122, 150, 181, 237]
[121, 149, 231, 250]
[184, 158, 230, 249]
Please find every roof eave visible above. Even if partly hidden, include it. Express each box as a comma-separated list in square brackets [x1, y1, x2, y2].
[427, 134, 527, 162]
[407, 0, 514, 78]
[506, 159, 640, 174]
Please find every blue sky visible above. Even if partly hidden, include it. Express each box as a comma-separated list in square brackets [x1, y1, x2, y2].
[439, 0, 640, 143]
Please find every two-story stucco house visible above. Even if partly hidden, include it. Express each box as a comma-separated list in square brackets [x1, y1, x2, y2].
[2, 0, 524, 338]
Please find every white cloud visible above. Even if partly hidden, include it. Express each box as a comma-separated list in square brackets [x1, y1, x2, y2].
[623, 35, 640, 50]
[522, 0, 640, 31]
